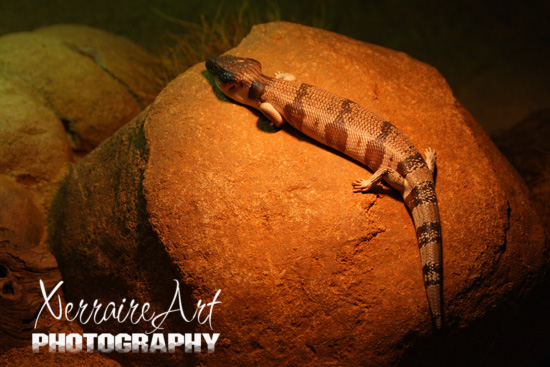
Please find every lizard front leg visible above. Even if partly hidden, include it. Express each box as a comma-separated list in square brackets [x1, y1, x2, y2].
[259, 102, 285, 127]
[258, 72, 296, 127]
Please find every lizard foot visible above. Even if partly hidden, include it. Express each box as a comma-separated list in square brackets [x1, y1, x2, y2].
[352, 178, 375, 192]
[424, 147, 437, 175]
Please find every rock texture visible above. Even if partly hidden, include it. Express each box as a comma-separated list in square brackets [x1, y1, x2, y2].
[50, 22, 548, 366]
[0, 76, 72, 212]
[0, 346, 122, 367]
[0, 176, 61, 352]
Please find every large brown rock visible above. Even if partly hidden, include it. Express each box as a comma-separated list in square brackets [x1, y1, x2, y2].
[50, 22, 548, 366]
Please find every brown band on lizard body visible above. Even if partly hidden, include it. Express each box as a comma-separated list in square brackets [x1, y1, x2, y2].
[397, 151, 427, 177]
[377, 120, 399, 144]
[416, 221, 442, 249]
[284, 83, 311, 130]
[422, 263, 442, 286]
[404, 180, 438, 211]
[324, 99, 352, 153]
[248, 80, 266, 102]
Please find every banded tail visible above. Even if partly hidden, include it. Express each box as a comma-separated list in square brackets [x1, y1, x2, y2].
[403, 170, 443, 329]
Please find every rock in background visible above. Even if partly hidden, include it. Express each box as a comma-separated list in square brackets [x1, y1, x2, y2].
[0, 24, 161, 360]
[0, 177, 60, 352]
[495, 109, 550, 233]
[49, 22, 548, 366]
[0, 24, 162, 211]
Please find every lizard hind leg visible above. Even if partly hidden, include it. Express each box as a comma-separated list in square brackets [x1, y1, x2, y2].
[352, 167, 404, 192]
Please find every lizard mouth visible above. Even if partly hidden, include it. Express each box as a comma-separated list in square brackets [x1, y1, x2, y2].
[213, 77, 222, 90]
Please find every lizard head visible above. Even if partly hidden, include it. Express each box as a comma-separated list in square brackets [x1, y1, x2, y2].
[206, 55, 264, 105]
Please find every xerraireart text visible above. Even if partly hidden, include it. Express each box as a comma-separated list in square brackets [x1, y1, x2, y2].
[32, 279, 221, 353]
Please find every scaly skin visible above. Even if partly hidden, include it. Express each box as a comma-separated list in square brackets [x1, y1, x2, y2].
[206, 55, 443, 329]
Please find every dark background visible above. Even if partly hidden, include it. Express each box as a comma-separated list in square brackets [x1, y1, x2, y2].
[1, 0, 549, 137]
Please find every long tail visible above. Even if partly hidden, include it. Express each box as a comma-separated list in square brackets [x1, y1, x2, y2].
[404, 179, 443, 329]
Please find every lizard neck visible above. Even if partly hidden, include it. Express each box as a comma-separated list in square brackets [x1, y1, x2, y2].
[244, 74, 272, 106]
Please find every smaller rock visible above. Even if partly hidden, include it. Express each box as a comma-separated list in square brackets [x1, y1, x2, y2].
[0, 76, 72, 211]
[0, 176, 62, 352]
[0, 24, 162, 152]
[495, 108, 550, 231]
